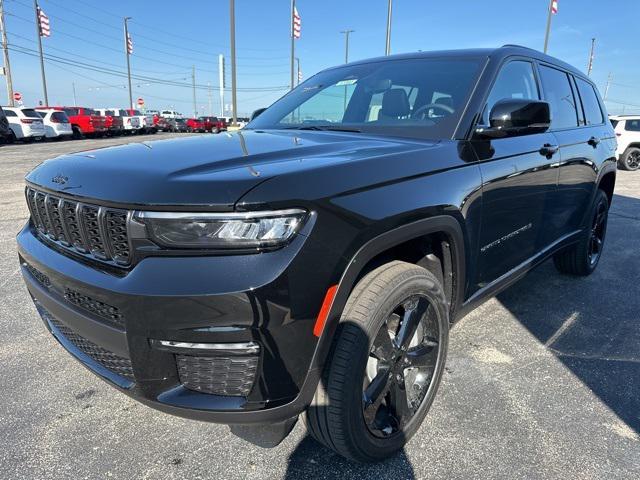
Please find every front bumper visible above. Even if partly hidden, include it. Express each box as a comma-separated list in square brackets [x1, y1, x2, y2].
[17, 215, 336, 425]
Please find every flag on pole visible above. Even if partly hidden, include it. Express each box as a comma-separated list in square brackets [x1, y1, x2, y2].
[293, 7, 301, 39]
[298, 69, 303, 82]
[551, 0, 558, 14]
[37, 7, 50, 37]
[126, 32, 134, 54]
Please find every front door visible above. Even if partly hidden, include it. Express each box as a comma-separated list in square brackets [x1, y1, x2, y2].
[471, 60, 560, 289]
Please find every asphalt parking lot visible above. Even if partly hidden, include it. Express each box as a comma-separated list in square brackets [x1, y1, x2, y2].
[0, 133, 639, 479]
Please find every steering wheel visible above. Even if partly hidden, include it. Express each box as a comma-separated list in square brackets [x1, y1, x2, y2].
[411, 103, 455, 120]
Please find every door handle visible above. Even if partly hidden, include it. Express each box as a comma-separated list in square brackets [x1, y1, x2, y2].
[539, 143, 559, 158]
[588, 136, 601, 147]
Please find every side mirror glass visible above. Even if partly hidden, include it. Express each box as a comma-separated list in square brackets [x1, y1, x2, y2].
[250, 108, 267, 121]
[476, 99, 551, 138]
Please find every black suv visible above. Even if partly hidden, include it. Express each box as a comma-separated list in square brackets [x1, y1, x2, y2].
[0, 106, 13, 143]
[18, 46, 616, 462]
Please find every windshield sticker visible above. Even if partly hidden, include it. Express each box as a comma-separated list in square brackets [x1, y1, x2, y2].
[336, 79, 357, 86]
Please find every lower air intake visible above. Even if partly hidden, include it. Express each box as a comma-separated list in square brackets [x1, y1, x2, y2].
[176, 354, 258, 397]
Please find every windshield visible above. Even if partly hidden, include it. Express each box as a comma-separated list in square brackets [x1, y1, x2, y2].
[248, 57, 483, 140]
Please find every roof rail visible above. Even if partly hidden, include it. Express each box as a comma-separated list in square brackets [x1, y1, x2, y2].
[501, 44, 539, 52]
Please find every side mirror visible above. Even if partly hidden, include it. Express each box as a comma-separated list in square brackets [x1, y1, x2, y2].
[476, 99, 551, 138]
[250, 108, 267, 121]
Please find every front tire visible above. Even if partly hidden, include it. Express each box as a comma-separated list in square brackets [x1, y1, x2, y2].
[305, 261, 449, 462]
[619, 147, 640, 171]
[554, 189, 609, 276]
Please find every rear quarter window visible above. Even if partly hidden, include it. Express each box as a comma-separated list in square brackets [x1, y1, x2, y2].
[575, 78, 604, 125]
[624, 119, 640, 132]
[610, 119, 619, 128]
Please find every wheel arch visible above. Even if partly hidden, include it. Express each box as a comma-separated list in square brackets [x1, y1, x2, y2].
[597, 169, 616, 206]
[315, 215, 466, 362]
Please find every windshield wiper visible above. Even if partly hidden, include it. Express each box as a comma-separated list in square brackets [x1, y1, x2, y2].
[283, 125, 362, 133]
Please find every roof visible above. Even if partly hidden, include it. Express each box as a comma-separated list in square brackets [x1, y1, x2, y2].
[337, 44, 586, 79]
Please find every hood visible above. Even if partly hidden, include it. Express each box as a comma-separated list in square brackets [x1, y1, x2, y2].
[26, 130, 434, 209]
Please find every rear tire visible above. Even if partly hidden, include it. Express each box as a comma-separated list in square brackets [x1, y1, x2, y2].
[619, 147, 640, 171]
[554, 189, 609, 276]
[72, 126, 83, 140]
[305, 261, 449, 463]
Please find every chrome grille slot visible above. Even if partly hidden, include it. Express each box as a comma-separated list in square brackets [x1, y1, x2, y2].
[25, 187, 132, 267]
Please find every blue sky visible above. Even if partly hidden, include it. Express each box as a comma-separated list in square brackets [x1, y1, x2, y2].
[2, 0, 639, 116]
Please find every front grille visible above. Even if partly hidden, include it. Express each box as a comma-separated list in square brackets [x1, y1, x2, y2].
[176, 355, 259, 397]
[26, 187, 131, 266]
[47, 314, 134, 380]
[64, 288, 125, 329]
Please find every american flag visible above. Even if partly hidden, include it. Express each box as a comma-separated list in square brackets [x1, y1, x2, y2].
[293, 6, 301, 39]
[126, 32, 133, 55]
[37, 7, 50, 37]
[298, 68, 303, 82]
[551, 0, 558, 14]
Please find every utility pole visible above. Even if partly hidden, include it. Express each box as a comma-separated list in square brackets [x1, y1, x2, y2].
[123, 17, 133, 110]
[295, 57, 301, 85]
[603, 72, 612, 102]
[340, 29, 354, 63]
[207, 81, 212, 116]
[229, 0, 237, 126]
[385, 0, 392, 55]
[543, 0, 554, 54]
[587, 38, 595, 76]
[34, 0, 48, 105]
[191, 65, 197, 117]
[72, 81, 77, 105]
[218, 54, 225, 118]
[0, 0, 14, 106]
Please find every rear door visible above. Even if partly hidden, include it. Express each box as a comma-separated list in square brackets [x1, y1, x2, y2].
[472, 59, 560, 288]
[542, 66, 611, 234]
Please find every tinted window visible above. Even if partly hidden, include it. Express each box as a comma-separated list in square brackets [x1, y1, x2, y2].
[64, 108, 78, 116]
[575, 78, 604, 125]
[35, 111, 46, 118]
[21, 109, 39, 118]
[610, 119, 618, 128]
[482, 61, 539, 124]
[249, 58, 483, 140]
[83, 108, 97, 115]
[51, 112, 68, 122]
[624, 120, 640, 132]
[4, 110, 17, 117]
[539, 65, 579, 129]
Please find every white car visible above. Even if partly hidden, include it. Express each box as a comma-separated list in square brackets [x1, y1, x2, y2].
[160, 109, 182, 119]
[35, 108, 73, 140]
[99, 108, 140, 133]
[610, 115, 640, 171]
[2, 107, 46, 142]
[126, 109, 156, 134]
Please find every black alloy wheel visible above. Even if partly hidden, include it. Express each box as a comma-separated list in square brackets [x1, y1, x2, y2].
[363, 295, 440, 438]
[588, 195, 608, 267]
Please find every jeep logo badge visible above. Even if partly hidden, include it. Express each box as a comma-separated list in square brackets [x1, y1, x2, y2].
[52, 175, 68, 185]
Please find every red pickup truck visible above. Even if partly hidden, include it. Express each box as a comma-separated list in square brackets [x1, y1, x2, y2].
[198, 116, 227, 133]
[52, 107, 107, 138]
[185, 118, 206, 133]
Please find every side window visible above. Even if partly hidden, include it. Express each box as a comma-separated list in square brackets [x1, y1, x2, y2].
[4, 110, 17, 117]
[539, 65, 579, 129]
[482, 61, 539, 124]
[575, 78, 604, 125]
[624, 120, 640, 132]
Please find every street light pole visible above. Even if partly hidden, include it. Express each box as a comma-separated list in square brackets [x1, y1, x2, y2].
[123, 17, 133, 110]
[34, 0, 48, 105]
[543, 0, 553, 54]
[587, 38, 595, 76]
[229, 0, 237, 126]
[0, 0, 14, 106]
[385, 0, 392, 55]
[72, 81, 77, 105]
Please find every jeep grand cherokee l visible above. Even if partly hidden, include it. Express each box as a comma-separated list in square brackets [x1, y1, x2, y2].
[18, 46, 616, 463]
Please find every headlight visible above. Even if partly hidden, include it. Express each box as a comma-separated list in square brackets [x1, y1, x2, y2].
[134, 209, 307, 249]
